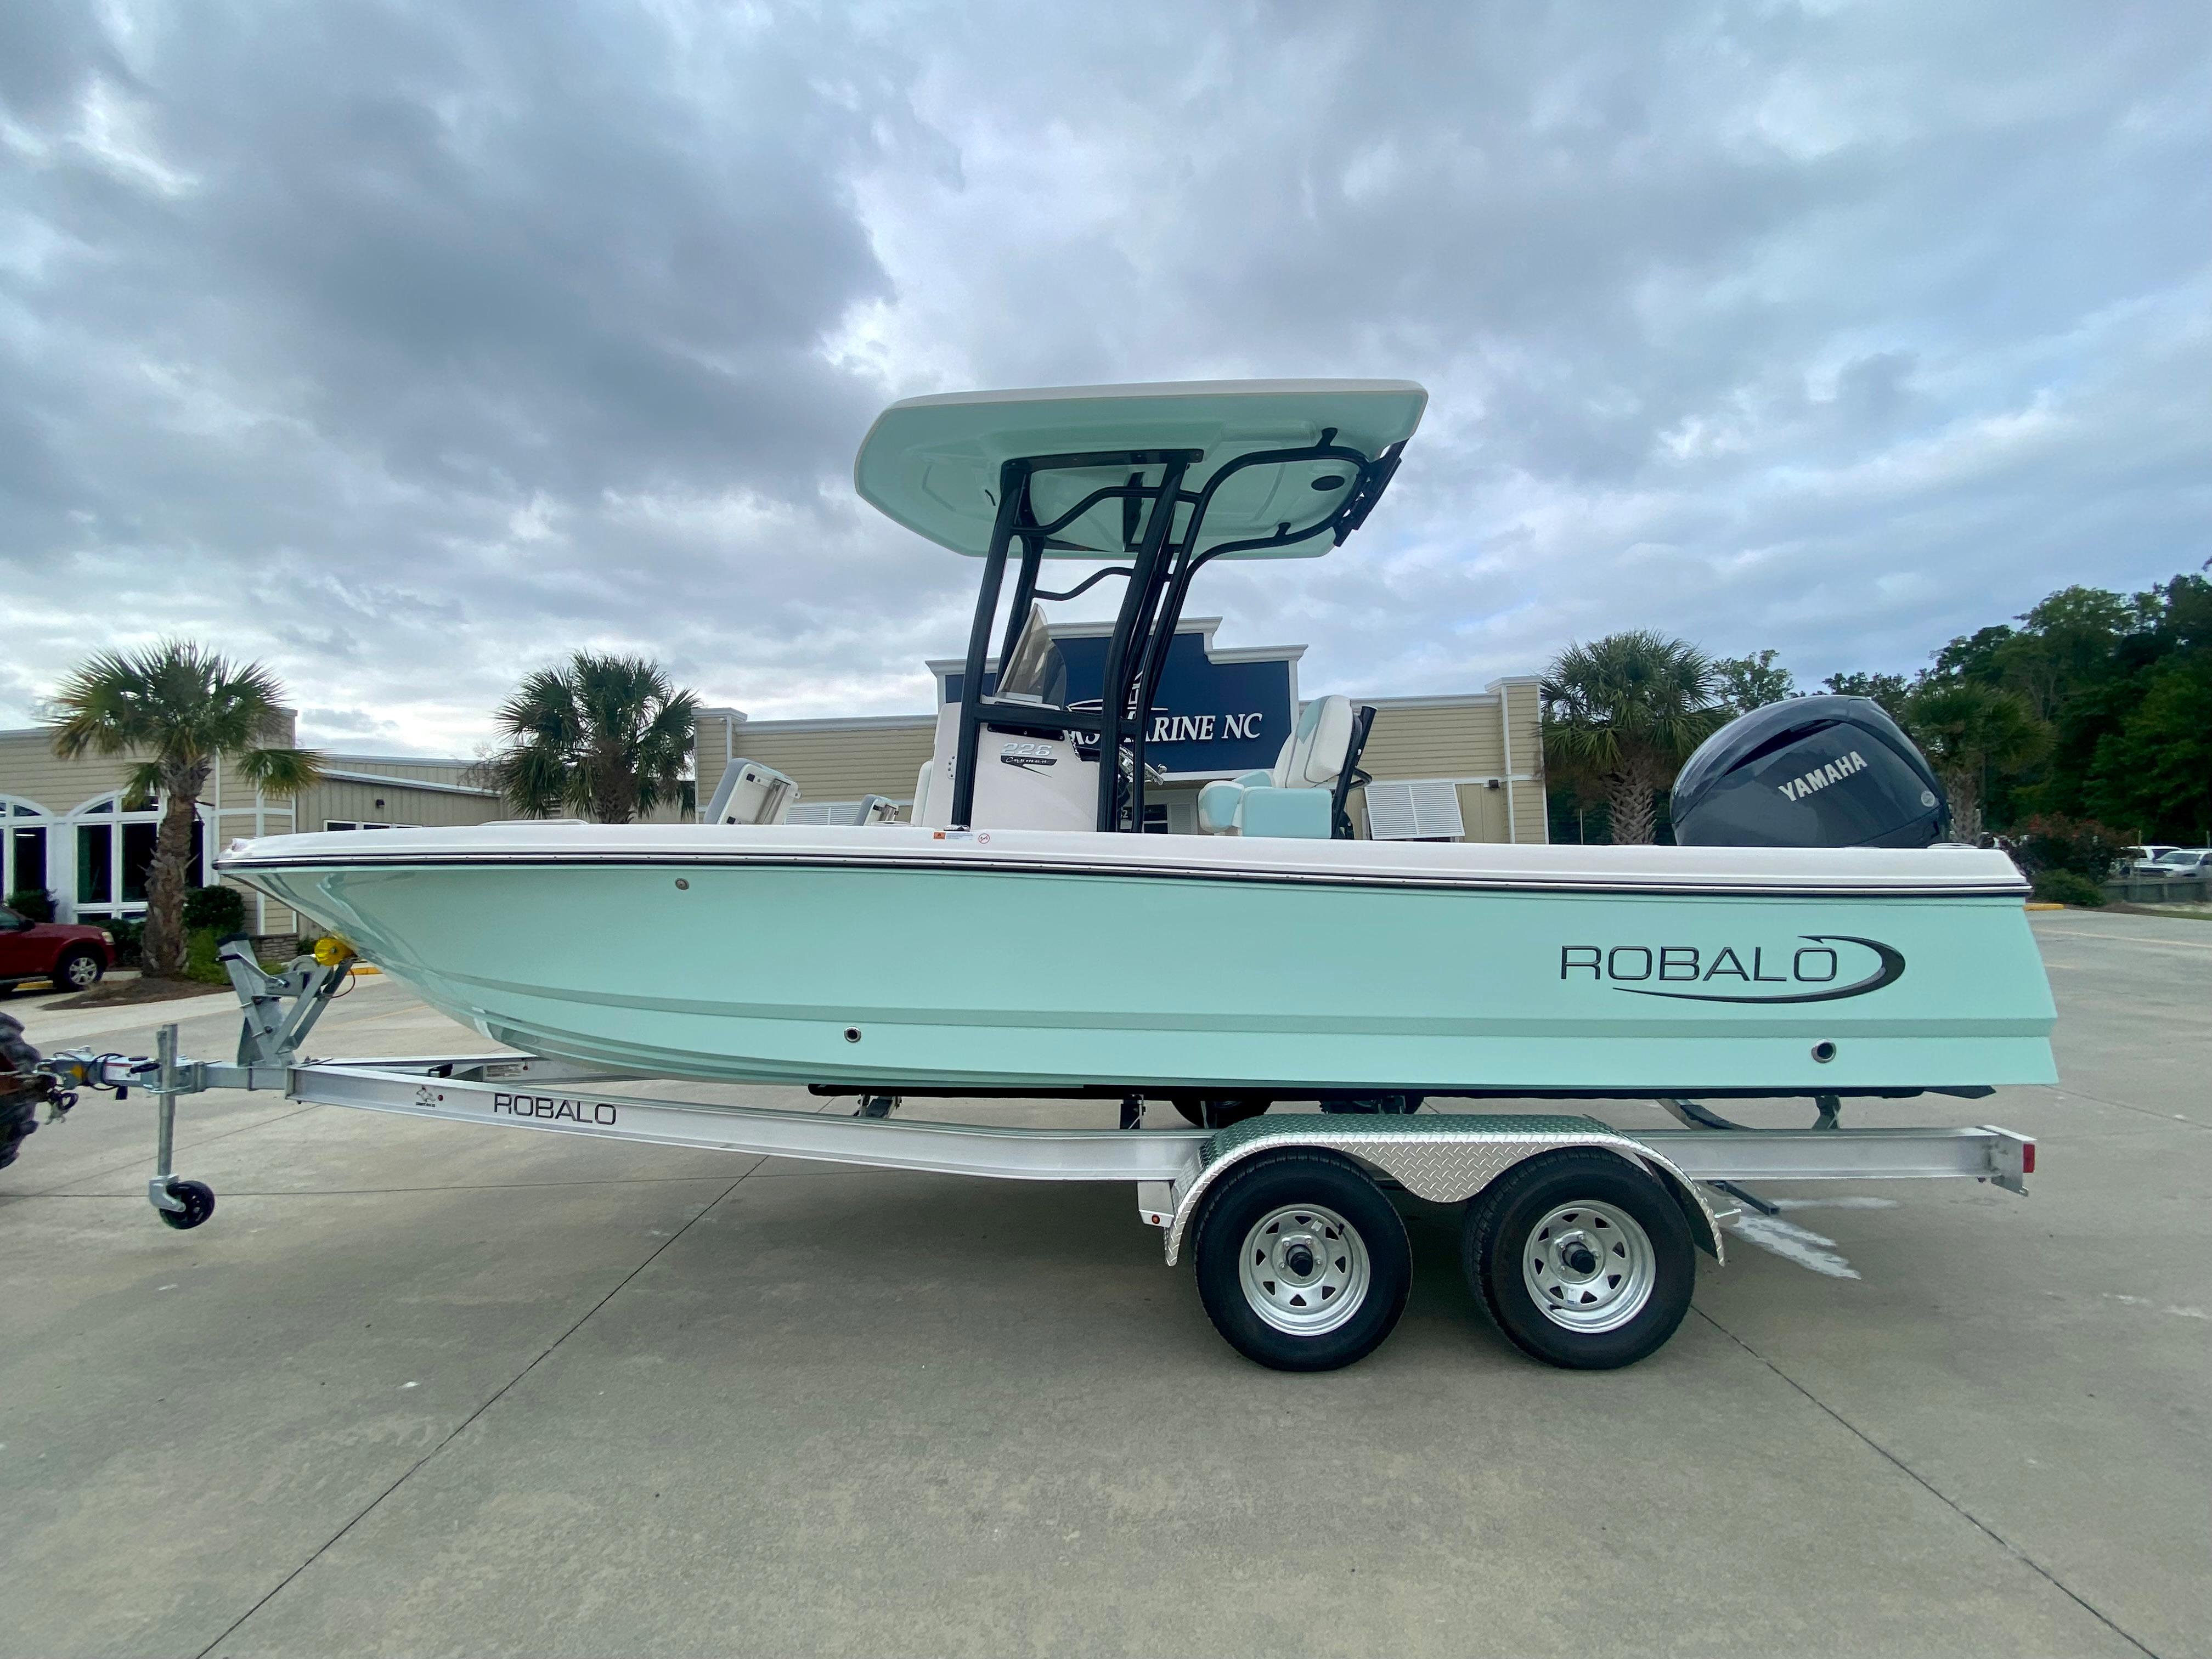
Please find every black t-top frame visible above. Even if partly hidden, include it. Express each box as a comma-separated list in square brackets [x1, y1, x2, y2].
[947, 431, 1407, 832]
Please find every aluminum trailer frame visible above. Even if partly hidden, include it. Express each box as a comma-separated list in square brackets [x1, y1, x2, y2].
[25, 943, 2037, 1372]
[43, 1038, 2034, 1246]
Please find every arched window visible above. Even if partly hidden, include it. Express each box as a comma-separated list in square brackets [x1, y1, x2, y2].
[1, 796, 56, 909]
[64, 792, 211, 919]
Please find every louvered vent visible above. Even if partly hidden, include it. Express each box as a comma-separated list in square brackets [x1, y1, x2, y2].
[1363, 780, 1465, 840]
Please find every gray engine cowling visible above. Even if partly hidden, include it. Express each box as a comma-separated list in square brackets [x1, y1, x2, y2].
[1671, 695, 1948, 849]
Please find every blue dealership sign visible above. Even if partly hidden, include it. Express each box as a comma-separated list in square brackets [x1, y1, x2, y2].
[943, 629, 1293, 777]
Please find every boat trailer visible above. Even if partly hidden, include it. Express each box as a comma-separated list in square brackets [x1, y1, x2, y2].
[22, 943, 2036, 1373]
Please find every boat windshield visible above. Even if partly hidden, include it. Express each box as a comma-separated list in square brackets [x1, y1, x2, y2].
[995, 605, 1068, 708]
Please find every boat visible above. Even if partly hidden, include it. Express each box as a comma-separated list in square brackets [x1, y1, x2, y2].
[218, 379, 2057, 1107]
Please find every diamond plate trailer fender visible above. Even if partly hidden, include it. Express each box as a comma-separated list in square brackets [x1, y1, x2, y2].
[1156, 1113, 1725, 1267]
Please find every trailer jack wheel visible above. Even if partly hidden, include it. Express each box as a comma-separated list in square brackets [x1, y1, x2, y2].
[1462, 1150, 1694, 1370]
[155, 1179, 216, 1231]
[1192, 1152, 1409, 1372]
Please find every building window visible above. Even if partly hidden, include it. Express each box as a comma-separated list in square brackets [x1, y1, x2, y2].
[121, 821, 160, 902]
[2, 797, 54, 904]
[324, 821, 416, 831]
[66, 793, 208, 918]
[77, 822, 111, 904]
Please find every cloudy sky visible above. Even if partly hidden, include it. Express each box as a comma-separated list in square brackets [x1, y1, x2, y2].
[4, 1, 2207, 755]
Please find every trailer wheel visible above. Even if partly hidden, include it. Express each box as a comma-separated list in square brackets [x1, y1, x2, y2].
[1192, 1153, 1409, 1372]
[157, 1180, 216, 1231]
[1462, 1150, 1694, 1370]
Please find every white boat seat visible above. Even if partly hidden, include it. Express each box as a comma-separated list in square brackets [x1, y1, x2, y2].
[706, 759, 798, 826]
[1197, 695, 1359, 839]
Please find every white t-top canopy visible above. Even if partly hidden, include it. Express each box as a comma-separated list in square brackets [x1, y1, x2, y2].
[853, 379, 1427, 557]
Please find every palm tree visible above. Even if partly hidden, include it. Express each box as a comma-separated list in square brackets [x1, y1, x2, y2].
[1543, 631, 1729, 845]
[50, 643, 322, 978]
[484, 653, 698, 823]
[1901, 681, 2048, 840]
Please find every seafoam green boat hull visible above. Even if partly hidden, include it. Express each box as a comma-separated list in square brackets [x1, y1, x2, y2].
[237, 858, 2057, 1095]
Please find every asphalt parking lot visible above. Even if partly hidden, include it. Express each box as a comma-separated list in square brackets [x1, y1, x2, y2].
[3, 909, 2206, 1658]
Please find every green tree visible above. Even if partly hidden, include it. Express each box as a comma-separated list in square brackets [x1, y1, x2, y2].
[1713, 649, 1796, 714]
[50, 643, 322, 978]
[2083, 651, 2212, 842]
[1542, 631, 1729, 845]
[1899, 680, 2047, 841]
[1942, 586, 2136, 721]
[484, 652, 698, 823]
[1820, 670, 1913, 721]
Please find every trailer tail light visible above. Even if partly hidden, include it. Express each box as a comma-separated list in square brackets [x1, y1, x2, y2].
[2022, 1141, 2036, 1175]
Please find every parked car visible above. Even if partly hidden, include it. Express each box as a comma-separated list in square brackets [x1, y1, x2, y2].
[2127, 844, 2181, 871]
[2142, 848, 2212, 878]
[0, 905, 112, 994]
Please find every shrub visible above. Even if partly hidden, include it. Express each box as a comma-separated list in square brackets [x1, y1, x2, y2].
[5, 888, 54, 923]
[2013, 815, 2131, 882]
[105, 916, 144, 968]
[182, 884, 248, 938]
[183, 928, 232, 985]
[2031, 869, 2109, 907]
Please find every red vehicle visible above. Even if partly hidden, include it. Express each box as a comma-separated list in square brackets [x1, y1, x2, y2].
[0, 905, 111, 994]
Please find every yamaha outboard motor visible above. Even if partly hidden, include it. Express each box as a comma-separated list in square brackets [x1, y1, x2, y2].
[1671, 695, 1948, 849]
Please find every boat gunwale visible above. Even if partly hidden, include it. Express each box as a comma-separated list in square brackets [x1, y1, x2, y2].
[215, 847, 2030, 900]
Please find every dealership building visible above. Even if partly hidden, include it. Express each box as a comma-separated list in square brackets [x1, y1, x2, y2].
[0, 720, 509, 938]
[1, 619, 1543, 938]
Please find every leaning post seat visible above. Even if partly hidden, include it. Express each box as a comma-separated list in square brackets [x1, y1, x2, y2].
[706, 759, 799, 826]
[1198, 695, 1368, 839]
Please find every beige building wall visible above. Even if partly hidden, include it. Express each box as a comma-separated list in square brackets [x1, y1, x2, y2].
[298, 777, 499, 830]
[1358, 699, 1507, 779]
[1341, 676, 1545, 844]
[698, 710, 935, 817]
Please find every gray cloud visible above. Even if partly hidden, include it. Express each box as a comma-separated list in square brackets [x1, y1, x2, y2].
[3, 1, 2207, 753]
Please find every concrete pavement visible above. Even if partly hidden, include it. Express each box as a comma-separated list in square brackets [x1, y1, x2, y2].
[1, 911, 2204, 1657]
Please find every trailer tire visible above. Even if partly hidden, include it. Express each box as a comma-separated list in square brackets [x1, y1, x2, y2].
[1462, 1150, 1694, 1370]
[1192, 1152, 1409, 1372]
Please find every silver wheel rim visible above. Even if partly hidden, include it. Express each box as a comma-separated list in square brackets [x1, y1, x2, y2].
[1521, 1200, 1656, 1334]
[1237, 1203, 1370, 1336]
[65, 957, 98, 988]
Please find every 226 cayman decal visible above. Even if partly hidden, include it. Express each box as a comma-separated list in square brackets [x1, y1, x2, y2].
[1560, 935, 1905, 1004]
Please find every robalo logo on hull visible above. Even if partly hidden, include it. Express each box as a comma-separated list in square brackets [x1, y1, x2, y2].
[1560, 935, 1905, 1003]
